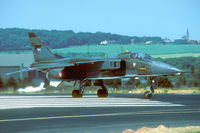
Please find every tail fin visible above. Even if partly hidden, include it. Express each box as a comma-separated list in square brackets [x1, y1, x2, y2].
[28, 32, 57, 62]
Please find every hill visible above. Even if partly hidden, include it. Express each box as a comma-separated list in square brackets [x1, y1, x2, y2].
[0, 28, 163, 51]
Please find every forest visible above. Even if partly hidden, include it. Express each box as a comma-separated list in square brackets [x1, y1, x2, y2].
[157, 57, 200, 88]
[0, 28, 163, 51]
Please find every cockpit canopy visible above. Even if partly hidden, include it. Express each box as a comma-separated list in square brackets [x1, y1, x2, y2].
[130, 53, 154, 62]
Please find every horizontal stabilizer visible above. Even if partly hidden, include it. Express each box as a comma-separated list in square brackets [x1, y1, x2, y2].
[5, 68, 36, 75]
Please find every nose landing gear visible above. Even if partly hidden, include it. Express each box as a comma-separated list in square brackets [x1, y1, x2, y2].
[144, 77, 158, 99]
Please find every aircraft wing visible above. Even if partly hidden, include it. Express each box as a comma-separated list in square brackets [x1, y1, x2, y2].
[5, 60, 104, 75]
[5, 62, 74, 75]
[75, 60, 105, 65]
[32, 62, 74, 69]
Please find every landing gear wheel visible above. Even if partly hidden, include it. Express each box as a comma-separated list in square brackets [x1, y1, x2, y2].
[97, 89, 108, 98]
[144, 91, 152, 99]
[72, 90, 83, 98]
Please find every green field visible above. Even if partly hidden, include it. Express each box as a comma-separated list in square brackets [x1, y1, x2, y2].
[54, 44, 200, 57]
[1, 44, 200, 58]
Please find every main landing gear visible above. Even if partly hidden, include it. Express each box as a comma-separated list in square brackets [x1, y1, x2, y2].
[72, 80, 84, 98]
[144, 77, 158, 99]
[72, 79, 108, 98]
[72, 90, 83, 98]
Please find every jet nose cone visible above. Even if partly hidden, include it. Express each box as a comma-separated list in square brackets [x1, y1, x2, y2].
[151, 61, 182, 75]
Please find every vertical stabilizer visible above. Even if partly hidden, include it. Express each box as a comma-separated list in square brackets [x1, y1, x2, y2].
[28, 32, 57, 62]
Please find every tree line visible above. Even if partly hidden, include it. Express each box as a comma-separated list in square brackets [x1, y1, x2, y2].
[0, 28, 163, 51]
[157, 57, 200, 88]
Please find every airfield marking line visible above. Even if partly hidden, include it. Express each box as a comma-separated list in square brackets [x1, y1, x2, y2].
[0, 109, 200, 123]
[0, 96, 184, 109]
[0, 97, 185, 109]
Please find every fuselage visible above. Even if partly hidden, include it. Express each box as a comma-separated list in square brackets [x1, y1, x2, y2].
[34, 52, 183, 81]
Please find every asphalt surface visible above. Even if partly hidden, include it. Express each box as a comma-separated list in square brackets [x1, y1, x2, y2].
[0, 94, 200, 133]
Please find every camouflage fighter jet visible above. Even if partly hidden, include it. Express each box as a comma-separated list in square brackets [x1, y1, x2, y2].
[7, 32, 185, 98]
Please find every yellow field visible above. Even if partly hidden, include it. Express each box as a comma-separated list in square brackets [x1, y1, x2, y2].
[123, 125, 200, 133]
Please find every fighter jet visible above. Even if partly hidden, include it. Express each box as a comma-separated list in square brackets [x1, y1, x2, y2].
[7, 32, 185, 98]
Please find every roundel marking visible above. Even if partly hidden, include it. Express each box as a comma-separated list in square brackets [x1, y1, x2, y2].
[58, 72, 63, 78]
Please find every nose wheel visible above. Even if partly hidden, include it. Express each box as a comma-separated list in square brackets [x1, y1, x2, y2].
[144, 77, 158, 99]
[144, 91, 152, 99]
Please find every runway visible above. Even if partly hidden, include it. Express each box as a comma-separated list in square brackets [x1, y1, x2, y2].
[0, 94, 200, 133]
[0, 95, 183, 109]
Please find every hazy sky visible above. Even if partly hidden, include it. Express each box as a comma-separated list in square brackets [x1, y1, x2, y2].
[0, 0, 199, 40]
